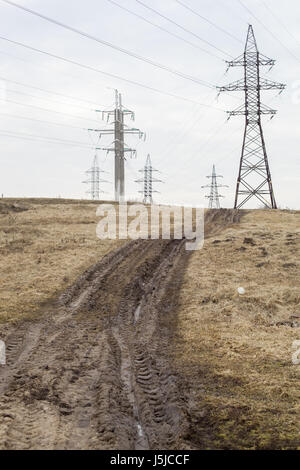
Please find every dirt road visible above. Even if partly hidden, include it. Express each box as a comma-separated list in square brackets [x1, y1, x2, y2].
[0, 210, 240, 450]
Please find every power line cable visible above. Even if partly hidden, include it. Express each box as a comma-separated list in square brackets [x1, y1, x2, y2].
[5, 87, 98, 112]
[0, 36, 226, 109]
[0, 112, 89, 130]
[156, 66, 239, 168]
[0, 132, 86, 148]
[0, 45, 118, 93]
[134, 0, 234, 57]
[178, 124, 242, 181]
[174, 100, 279, 181]
[159, 97, 218, 165]
[174, 0, 243, 43]
[259, 0, 300, 47]
[0, 42, 234, 109]
[218, 0, 248, 24]
[1, 0, 219, 87]
[0, 96, 99, 123]
[0, 47, 35, 64]
[180, 106, 278, 184]
[105, 0, 223, 59]
[165, 73, 275, 176]
[0, 75, 107, 108]
[238, 0, 300, 62]
[0, 129, 94, 148]
[165, 116, 229, 177]
[157, 60, 243, 166]
[0, 128, 92, 145]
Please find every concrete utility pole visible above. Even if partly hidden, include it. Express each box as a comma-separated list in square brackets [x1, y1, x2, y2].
[136, 154, 163, 204]
[217, 25, 285, 209]
[89, 90, 145, 202]
[83, 154, 108, 200]
[202, 164, 228, 209]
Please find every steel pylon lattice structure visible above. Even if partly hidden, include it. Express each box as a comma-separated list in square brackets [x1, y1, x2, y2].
[217, 25, 285, 209]
[89, 90, 145, 202]
[83, 154, 109, 200]
[136, 154, 163, 204]
[202, 164, 228, 209]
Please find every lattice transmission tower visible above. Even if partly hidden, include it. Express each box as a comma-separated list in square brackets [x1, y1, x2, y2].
[83, 154, 108, 200]
[136, 154, 163, 204]
[89, 90, 145, 202]
[217, 25, 285, 209]
[202, 164, 228, 209]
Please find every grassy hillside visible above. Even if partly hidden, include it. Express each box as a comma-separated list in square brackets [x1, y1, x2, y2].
[1, 200, 299, 449]
[169, 209, 300, 449]
[0, 198, 123, 323]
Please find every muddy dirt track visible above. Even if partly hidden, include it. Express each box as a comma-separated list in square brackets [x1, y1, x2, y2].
[0, 209, 240, 450]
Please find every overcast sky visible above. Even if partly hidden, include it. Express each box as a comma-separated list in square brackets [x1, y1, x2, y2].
[0, 0, 299, 208]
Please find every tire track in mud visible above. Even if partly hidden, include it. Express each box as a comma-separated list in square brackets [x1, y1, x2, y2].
[110, 239, 187, 449]
[0, 324, 42, 395]
[0, 209, 241, 450]
[0, 238, 183, 449]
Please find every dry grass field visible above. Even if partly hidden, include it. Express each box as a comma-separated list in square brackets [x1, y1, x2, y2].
[169, 209, 300, 449]
[0, 198, 187, 324]
[0, 200, 299, 449]
[0, 198, 123, 324]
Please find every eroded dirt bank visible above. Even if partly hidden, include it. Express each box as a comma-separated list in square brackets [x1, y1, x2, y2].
[0, 209, 240, 450]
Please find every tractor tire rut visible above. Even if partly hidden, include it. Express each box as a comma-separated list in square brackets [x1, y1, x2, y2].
[0, 209, 241, 449]
[0, 238, 189, 449]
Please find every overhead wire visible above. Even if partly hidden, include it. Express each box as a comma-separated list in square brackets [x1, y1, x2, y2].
[0, 112, 90, 130]
[105, 0, 223, 59]
[174, 0, 243, 44]
[1, 0, 223, 87]
[0, 75, 108, 108]
[154, 66, 239, 167]
[0, 0, 266, 202]
[5, 87, 98, 112]
[0, 96, 100, 123]
[134, 0, 234, 58]
[165, 115, 230, 178]
[259, 0, 300, 47]
[0, 128, 95, 148]
[0, 36, 227, 109]
[238, 0, 300, 62]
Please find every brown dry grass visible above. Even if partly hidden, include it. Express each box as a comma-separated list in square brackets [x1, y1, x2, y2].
[1, 200, 299, 448]
[0, 198, 123, 324]
[170, 209, 300, 449]
[0, 199, 196, 324]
